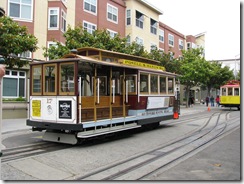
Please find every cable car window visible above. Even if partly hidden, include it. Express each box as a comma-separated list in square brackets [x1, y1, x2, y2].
[168, 78, 174, 94]
[140, 73, 149, 93]
[60, 63, 75, 95]
[32, 65, 42, 94]
[234, 88, 239, 96]
[92, 76, 107, 96]
[126, 75, 136, 93]
[160, 76, 166, 94]
[44, 64, 56, 94]
[222, 88, 226, 96]
[228, 87, 233, 96]
[150, 74, 158, 93]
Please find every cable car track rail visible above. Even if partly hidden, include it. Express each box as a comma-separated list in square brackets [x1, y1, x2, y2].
[76, 111, 239, 180]
[1, 142, 72, 163]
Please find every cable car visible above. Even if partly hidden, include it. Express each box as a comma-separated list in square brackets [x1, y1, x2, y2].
[219, 80, 240, 110]
[27, 48, 179, 144]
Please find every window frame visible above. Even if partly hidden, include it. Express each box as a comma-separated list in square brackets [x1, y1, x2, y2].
[107, 3, 118, 24]
[140, 73, 149, 94]
[179, 39, 184, 50]
[150, 18, 157, 35]
[168, 34, 174, 47]
[83, 21, 97, 34]
[135, 36, 144, 46]
[84, 0, 97, 15]
[121, 75, 137, 95]
[2, 69, 26, 98]
[61, 9, 67, 32]
[136, 11, 144, 29]
[48, 7, 59, 30]
[150, 74, 159, 94]
[8, 0, 33, 21]
[32, 65, 42, 96]
[159, 29, 164, 43]
[126, 9, 131, 26]
[59, 62, 75, 96]
[43, 63, 57, 96]
[107, 29, 118, 38]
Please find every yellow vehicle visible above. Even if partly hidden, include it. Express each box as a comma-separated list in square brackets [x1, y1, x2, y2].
[220, 80, 240, 110]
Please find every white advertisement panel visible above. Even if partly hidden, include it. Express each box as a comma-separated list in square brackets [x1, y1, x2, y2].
[147, 97, 170, 109]
[30, 96, 77, 123]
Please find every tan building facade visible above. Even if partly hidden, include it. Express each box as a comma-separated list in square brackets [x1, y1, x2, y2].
[124, 0, 163, 52]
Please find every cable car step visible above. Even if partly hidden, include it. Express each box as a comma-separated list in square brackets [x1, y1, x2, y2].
[43, 132, 78, 145]
[77, 123, 141, 138]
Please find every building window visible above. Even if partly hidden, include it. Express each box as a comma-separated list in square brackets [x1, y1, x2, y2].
[19, 51, 31, 58]
[179, 39, 184, 50]
[9, 0, 33, 20]
[159, 29, 164, 42]
[48, 8, 59, 29]
[169, 51, 174, 60]
[135, 37, 143, 46]
[126, 9, 131, 26]
[107, 4, 118, 23]
[61, 10, 67, 32]
[187, 42, 191, 50]
[168, 34, 174, 47]
[150, 43, 157, 52]
[83, 21, 97, 34]
[159, 49, 164, 56]
[107, 29, 117, 38]
[150, 19, 157, 35]
[84, 0, 97, 14]
[3, 70, 26, 98]
[126, 35, 131, 45]
[136, 11, 144, 29]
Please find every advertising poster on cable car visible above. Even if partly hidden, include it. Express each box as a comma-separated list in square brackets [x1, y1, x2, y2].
[59, 101, 72, 119]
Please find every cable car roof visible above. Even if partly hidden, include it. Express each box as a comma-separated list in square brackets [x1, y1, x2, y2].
[30, 53, 179, 77]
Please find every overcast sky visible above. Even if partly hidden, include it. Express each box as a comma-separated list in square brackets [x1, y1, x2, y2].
[147, 0, 240, 61]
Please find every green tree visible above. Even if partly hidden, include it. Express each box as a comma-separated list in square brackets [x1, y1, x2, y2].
[43, 25, 150, 60]
[178, 48, 209, 107]
[0, 16, 38, 68]
[201, 61, 234, 96]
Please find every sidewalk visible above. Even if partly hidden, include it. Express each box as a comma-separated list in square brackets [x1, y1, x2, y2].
[1, 104, 211, 133]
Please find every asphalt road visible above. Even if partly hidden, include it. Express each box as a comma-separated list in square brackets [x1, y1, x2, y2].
[1, 105, 241, 181]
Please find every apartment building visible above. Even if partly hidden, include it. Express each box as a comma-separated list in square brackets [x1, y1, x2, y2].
[159, 22, 185, 58]
[186, 33, 206, 58]
[1, 0, 196, 102]
[0, 0, 126, 60]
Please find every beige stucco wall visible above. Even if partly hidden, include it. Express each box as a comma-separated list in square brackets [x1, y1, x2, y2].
[125, 0, 161, 51]
[66, 0, 76, 29]
[0, 0, 6, 10]
[196, 34, 205, 48]
[34, 0, 48, 60]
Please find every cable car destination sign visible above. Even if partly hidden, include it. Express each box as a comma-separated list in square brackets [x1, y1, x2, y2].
[120, 59, 165, 71]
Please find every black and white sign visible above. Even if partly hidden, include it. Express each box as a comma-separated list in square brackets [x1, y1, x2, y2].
[59, 101, 72, 119]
